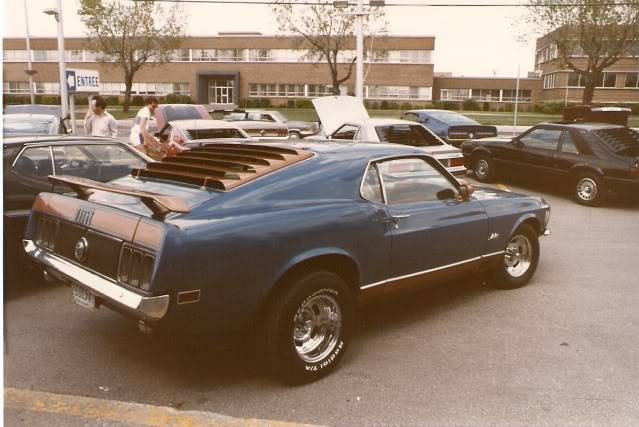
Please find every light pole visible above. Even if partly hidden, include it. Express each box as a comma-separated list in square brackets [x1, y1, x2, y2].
[513, 65, 520, 136]
[44, 0, 68, 121]
[24, 0, 36, 104]
[334, 0, 384, 101]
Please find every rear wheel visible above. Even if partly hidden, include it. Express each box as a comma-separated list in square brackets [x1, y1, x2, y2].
[261, 271, 354, 384]
[489, 224, 539, 289]
[574, 173, 605, 206]
[472, 154, 495, 182]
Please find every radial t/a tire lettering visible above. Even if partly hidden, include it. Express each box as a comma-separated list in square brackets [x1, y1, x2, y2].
[261, 271, 354, 384]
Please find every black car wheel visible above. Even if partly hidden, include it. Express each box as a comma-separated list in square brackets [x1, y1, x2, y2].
[262, 271, 354, 384]
[473, 154, 495, 182]
[489, 224, 539, 289]
[574, 173, 605, 206]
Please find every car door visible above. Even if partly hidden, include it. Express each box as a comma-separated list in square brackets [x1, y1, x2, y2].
[509, 127, 562, 181]
[554, 130, 590, 179]
[375, 156, 489, 292]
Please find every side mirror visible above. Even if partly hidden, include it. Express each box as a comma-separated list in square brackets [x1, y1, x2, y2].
[436, 188, 456, 200]
[457, 179, 475, 201]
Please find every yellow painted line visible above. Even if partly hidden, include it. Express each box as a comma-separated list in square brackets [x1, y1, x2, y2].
[496, 183, 511, 192]
[5, 387, 321, 427]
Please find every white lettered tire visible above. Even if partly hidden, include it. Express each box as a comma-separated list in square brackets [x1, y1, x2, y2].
[262, 271, 354, 384]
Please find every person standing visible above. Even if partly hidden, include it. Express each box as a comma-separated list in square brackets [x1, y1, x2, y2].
[129, 96, 161, 157]
[84, 96, 118, 138]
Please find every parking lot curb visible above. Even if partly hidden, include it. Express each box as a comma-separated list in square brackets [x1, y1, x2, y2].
[5, 387, 322, 427]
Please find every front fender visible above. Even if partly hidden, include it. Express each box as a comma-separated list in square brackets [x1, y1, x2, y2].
[510, 212, 542, 238]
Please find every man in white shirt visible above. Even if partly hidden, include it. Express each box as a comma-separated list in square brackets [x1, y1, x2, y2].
[129, 96, 161, 158]
[84, 96, 118, 138]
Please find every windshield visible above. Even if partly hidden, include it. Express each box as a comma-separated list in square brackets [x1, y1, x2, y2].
[269, 111, 288, 123]
[425, 111, 479, 126]
[593, 128, 639, 157]
[375, 124, 444, 147]
[3, 116, 54, 134]
[162, 105, 208, 122]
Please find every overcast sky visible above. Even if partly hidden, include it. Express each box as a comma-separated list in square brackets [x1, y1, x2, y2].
[2, 0, 540, 77]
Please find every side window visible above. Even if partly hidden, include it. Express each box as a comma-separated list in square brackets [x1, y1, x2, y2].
[332, 124, 359, 140]
[560, 131, 580, 155]
[13, 147, 53, 178]
[52, 144, 146, 182]
[361, 164, 384, 203]
[375, 125, 443, 147]
[519, 128, 562, 150]
[261, 114, 275, 122]
[377, 158, 457, 205]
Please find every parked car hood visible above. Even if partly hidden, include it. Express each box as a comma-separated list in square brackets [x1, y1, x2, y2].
[312, 95, 370, 136]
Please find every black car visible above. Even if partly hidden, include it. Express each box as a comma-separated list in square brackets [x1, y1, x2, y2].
[401, 109, 497, 147]
[3, 136, 152, 275]
[461, 122, 639, 206]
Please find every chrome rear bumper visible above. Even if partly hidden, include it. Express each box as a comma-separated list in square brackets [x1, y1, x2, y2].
[23, 239, 169, 321]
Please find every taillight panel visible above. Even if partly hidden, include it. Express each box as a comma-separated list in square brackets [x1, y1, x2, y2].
[118, 244, 155, 291]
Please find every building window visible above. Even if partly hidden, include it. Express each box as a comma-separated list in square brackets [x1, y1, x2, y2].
[32, 50, 59, 62]
[471, 89, 501, 101]
[3, 81, 31, 94]
[249, 49, 272, 62]
[596, 73, 617, 88]
[440, 88, 471, 101]
[192, 49, 216, 61]
[624, 73, 638, 88]
[567, 73, 586, 87]
[502, 89, 532, 102]
[3, 50, 29, 62]
[65, 50, 84, 62]
[368, 86, 431, 100]
[543, 73, 557, 89]
[34, 82, 60, 94]
[171, 49, 190, 61]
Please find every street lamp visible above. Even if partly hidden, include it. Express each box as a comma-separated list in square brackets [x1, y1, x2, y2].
[333, 0, 383, 101]
[43, 1, 69, 122]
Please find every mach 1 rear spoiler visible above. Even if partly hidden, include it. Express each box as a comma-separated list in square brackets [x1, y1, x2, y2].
[48, 175, 191, 219]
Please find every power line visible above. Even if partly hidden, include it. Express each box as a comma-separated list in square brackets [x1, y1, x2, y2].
[132, 0, 638, 6]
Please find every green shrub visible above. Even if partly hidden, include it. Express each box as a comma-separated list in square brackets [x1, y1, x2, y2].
[380, 100, 389, 110]
[73, 96, 89, 106]
[387, 101, 400, 110]
[130, 96, 145, 106]
[286, 99, 295, 108]
[503, 103, 513, 112]
[164, 94, 192, 104]
[541, 102, 564, 114]
[462, 99, 479, 111]
[3, 95, 30, 105]
[39, 95, 61, 105]
[295, 99, 313, 109]
[400, 102, 413, 110]
[441, 101, 459, 111]
[368, 101, 380, 110]
[482, 102, 490, 111]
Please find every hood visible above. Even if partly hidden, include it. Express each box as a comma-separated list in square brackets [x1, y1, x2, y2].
[312, 96, 370, 136]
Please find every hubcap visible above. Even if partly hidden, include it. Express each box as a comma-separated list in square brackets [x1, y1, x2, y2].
[475, 159, 489, 178]
[504, 235, 533, 278]
[576, 178, 597, 201]
[293, 294, 342, 364]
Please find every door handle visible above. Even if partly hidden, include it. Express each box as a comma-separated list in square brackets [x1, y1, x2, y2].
[391, 214, 410, 220]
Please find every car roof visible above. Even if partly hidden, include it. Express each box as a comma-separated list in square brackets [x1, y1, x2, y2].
[2, 135, 121, 147]
[3, 113, 57, 120]
[255, 139, 427, 158]
[535, 121, 627, 131]
[4, 104, 62, 116]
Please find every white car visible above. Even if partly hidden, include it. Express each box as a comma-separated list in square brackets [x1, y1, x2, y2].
[312, 96, 466, 176]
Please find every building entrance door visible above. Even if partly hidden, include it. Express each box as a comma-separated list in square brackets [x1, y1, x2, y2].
[208, 79, 234, 104]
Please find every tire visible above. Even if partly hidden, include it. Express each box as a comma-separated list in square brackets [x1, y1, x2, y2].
[574, 173, 606, 206]
[489, 224, 539, 289]
[261, 271, 354, 384]
[472, 154, 495, 183]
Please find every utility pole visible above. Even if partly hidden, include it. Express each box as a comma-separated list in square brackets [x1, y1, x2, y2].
[44, 0, 69, 120]
[23, 0, 36, 104]
[355, 0, 364, 100]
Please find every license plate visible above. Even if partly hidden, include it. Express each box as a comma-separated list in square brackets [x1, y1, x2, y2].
[71, 284, 96, 311]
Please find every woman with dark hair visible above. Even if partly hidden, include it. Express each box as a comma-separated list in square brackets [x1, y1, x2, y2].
[84, 95, 118, 138]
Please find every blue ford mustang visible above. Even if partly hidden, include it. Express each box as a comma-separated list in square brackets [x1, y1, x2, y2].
[23, 141, 550, 383]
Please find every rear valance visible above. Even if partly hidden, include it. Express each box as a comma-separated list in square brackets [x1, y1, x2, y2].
[49, 175, 191, 219]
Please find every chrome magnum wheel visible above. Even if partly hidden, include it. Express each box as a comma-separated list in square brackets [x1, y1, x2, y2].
[575, 174, 605, 206]
[293, 294, 342, 363]
[489, 224, 539, 289]
[504, 234, 533, 278]
[262, 271, 353, 384]
[473, 154, 495, 182]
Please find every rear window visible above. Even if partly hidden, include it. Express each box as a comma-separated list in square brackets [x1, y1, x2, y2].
[375, 124, 443, 147]
[592, 128, 639, 157]
[424, 111, 478, 125]
[162, 105, 208, 122]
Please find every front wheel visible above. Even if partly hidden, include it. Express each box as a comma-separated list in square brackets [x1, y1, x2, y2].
[489, 224, 539, 289]
[261, 271, 354, 384]
[472, 154, 495, 183]
[574, 173, 605, 206]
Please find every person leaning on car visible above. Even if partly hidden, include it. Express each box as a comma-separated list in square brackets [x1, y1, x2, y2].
[129, 96, 163, 158]
[84, 95, 118, 138]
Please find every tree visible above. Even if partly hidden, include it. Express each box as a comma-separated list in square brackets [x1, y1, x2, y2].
[526, 0, 639, 104]
[79, 0, 186, 111]
[271, 1, 388, 95]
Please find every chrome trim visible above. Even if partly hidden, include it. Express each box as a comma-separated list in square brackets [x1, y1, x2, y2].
[361, 250, 505, 290]
[3, 209, 32, 218]
[543, 228, 551, 236]
[23, 239, 169, 321]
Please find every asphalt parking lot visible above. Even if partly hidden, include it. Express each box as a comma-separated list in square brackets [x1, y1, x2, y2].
[4, 176, 639, 426]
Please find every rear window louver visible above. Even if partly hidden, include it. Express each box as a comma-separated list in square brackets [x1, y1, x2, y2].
[593, 128, 639, 156]
[131, 143, 313, 191]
